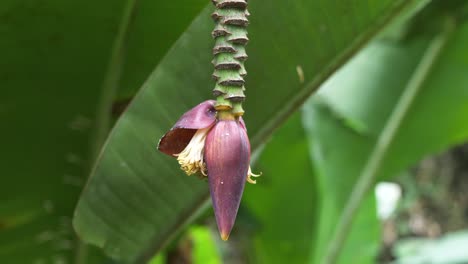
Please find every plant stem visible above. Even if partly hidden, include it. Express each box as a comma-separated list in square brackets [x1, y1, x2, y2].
[211, 0, 249, 117]
[74, 0, 139, 263]
[321, 17, 455, 264]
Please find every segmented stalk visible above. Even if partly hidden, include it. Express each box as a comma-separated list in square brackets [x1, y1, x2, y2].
[211, 0, 249, 116]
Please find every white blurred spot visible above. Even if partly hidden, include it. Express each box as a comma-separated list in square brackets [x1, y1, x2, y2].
[296, 65, 305, 83]
[375, 182, 402, 220]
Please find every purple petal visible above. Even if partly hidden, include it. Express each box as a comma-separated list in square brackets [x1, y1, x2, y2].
[205, 119, 250, 240]
[173, 100, 217, 129]
[158, 100, 216, 156]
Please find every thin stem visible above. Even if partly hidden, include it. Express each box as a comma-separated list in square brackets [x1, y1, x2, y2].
[211, 0, 249, 116]
[321, 17, 455, 264]
[75, 0, 139, 263]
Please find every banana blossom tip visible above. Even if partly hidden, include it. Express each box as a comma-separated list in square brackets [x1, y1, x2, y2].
[157, 100, 261, 240]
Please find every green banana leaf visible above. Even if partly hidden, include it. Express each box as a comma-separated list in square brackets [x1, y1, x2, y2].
[303, 6, 468, 263]
[0, 0, 205, 262]
[72, 0, 428, 262]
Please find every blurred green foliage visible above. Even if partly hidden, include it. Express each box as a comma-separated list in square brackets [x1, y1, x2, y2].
[1, 0, 468, 263]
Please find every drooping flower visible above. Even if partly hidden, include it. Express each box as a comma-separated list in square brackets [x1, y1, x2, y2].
[158, 100, 217, 176]
[158, 100, 259, 240]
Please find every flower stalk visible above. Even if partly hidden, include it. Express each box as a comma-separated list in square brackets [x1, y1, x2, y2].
[211, 0, 249, 117]
[158, 0, 256, 241]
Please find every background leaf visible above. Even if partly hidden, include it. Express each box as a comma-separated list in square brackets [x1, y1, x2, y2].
[72, 0, 428, 262]
[302, 6, 468, 263]
[0, 0, 205, 262]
